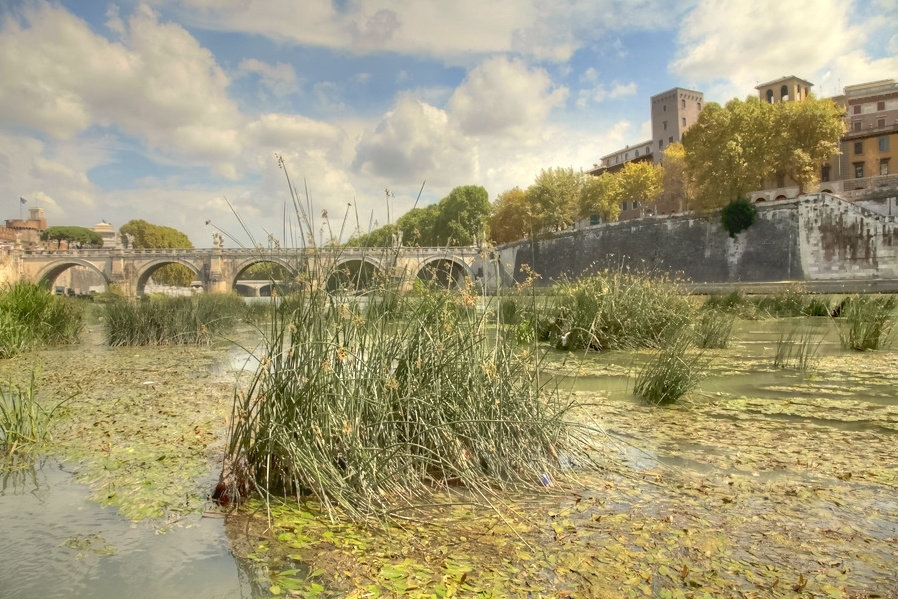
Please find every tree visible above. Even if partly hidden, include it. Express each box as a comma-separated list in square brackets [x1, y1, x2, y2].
[773, 95, 844, 194]
[526, 167, 583, 233]
[119, 219, 195, 287]
[433, 185, 490, 246]
[396, 204, 439, 246]
[721, 198, 758, 238]
[617, 161, 664, 214]
[40, 226, 104, 248]
[579, 174, 621, 223]
[659, 142, 694, 213]
[683, 97, 776, 211]
[490, 187, 531, 244]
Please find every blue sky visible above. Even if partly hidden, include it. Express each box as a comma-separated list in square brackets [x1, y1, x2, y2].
[1, 0, 896, 247]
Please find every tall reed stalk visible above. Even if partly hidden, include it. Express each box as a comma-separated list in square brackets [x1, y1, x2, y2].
[773, 323, 822, 370]
[0, 377, 64, 456]
[0, 281, 83, 358]
[634, 328, 708, 405]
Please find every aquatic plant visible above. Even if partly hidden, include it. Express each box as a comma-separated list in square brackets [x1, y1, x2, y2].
[0, 377, 64, 456]
[703, 288, 833, 319]
[103, 293, 247, 346]
[694, 309, 735, 349]
[773, 323, 822, 370]
[634, 328, 708, 405]
[836, 294, 896, 351]
[547, 270, 691, 351]
[220, 282, 574, 521]
[0, 281, 84, 358]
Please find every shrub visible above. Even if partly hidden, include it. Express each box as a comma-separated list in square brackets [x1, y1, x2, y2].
[634, 329, 708, 405]
[0, 282, 83, 358]
[694, 309, 735, 349]
[218, 284, 575, 521]
[548, 270, 692, 351]
[103, 293, 246, 346]
[721, 198, 757, 238]
[836, 295, 896, 351]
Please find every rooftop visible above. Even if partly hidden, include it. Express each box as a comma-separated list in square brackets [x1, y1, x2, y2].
[755, 75, 814, 89]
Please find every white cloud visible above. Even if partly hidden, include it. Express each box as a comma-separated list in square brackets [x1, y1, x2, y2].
[448, 56, 568, 137]
[671, 0, 898, 100]
[149, 0, 687, 63]
[576, 81, 637, 108]
[352, 93, 476, 186]
[0, 2, 244, 174]
[237, 58, 301, 97]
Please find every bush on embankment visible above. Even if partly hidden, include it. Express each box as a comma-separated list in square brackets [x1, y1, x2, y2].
[103, 293, 246, 346]
[219, 284, 575, 521]
[0, 282, 84, 358]
[541, 270, 692, 351]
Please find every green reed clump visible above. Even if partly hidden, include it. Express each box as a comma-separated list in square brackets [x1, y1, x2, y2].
[836, 295, 896, 351]
[702, 289, 754, 318]
[773, 324, 822, 370]
[0, 377, 64, 456]
[220, 284, 574, 522]
[103, 293, 246, 346]
[694, 309, 735, 349]
[634, 328, 708, 405]
[0, 281, 84, 358]
[547, 270, 691, 351]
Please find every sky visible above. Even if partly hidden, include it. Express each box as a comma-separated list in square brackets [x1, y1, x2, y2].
[1, 0, 896, 248]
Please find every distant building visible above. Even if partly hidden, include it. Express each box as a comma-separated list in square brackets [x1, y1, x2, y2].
[92, 221, 120, 248]
[1, 207, 47, 246]
[756, 75, 813, 104]
[650, 87, 704, 163]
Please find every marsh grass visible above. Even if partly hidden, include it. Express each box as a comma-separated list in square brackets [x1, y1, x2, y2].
[694, 309, 735, 349]
[0, 281, 84, 358]
[773, 323, 822, 370]
[103, 293, 247, 346]
[836, 295, 896, 351]
[547, 270, 691, 351]
[634, 328, 708, 405]
[703, 288, 834, 319]
[220, 280, 575, 522]
[0, 377, 65, 456]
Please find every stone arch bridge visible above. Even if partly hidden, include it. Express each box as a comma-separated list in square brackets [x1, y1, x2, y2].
[15, 246, 485, 297]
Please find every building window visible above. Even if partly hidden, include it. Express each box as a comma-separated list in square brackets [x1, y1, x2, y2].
[625, 153, 629, 160]
[632, 201, 638, 210]
[821, 165, 830, 182]
[669, 136, 673, 143]
[879, 136, 890, 152]
[620, 202, 627, 212]
[878, 101, 886, 111]
[682, 117, 686, 126]
[855, 163, 864, 178]
[854, 141, 863, 154]
[681, 99, 685, 108]
[697, 101, 702, 111]
[881, 159, 890, 176]
[659, 140, 663, 149]
[590, 213, 601, 226]
[879, 118, 887, 128]
[776, 173, 785, 188]
[780, 85, 788, 101]
[663, 121, 667, 130]
[853, 121, 862, 132]
[766, 89, 774, 103]
[645, 146, 650, 154]
[853, 105, 861, 115]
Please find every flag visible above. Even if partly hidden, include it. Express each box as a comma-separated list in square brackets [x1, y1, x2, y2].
[20, 197, 27, 204]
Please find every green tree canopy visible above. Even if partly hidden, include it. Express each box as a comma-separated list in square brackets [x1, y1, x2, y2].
[526, 167, 583, 233]
[659, 142, 694, 213]
[683, 95, 843, 210]
[396, 204, 439, 246]
[490, 187, 531, 245]
[40, 226, 104, 248]
[120, 219, 195, 287]
[433, 185, 490, 246]
[617, 161, 664, 213]
[579, 173, 621, 223]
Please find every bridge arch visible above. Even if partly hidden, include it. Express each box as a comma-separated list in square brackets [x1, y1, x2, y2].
[230, 256, 301, 296]
[326, 257, 386, 293]
[135, 258, 203, 296]
[415, 256, 473, 290]
[34, 259, 110, 291]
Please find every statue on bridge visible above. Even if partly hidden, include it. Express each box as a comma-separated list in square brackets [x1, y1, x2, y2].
[212, 231, 224, 248]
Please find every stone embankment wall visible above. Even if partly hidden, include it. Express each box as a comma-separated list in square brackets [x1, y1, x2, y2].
[489, 194, 897, 289]
[0, 248, 19, 286]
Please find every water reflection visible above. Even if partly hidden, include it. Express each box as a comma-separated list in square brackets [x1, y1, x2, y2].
[0, 459, 254, 599]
